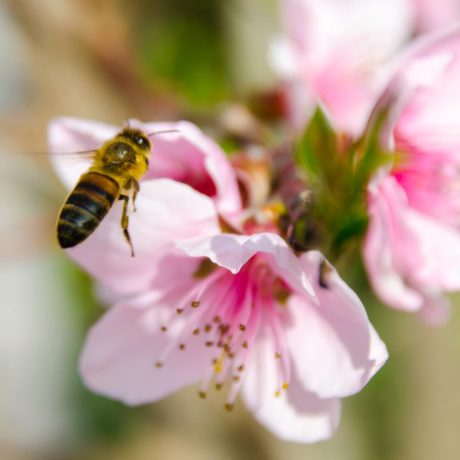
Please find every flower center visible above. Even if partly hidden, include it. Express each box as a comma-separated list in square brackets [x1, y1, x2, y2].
[154, 256, 292, 411]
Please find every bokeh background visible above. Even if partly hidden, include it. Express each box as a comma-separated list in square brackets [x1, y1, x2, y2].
[1, 1, 460, 459]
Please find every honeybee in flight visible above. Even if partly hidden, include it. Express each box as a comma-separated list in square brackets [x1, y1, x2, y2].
[57, 126, 174, 257]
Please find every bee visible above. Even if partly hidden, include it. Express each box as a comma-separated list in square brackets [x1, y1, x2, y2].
[57, 127, 155, 257]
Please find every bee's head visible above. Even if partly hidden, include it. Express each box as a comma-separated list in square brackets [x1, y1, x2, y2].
[119, 128, 151, 151]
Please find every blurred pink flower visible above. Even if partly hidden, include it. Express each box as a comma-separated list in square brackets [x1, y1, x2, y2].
[411, 0, 460, 32]
[48, 117, 242, 295]
[272, 0, 414, 135]
[79, 232, 387, 443]
[364, 27, 460, 320]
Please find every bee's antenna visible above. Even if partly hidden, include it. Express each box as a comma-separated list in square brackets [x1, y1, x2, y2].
[147, 129, 180, 138]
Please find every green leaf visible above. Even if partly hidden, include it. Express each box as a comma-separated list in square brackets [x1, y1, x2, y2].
[295, 107, 336, 178]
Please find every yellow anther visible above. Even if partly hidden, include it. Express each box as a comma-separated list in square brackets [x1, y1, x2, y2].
[214, 359, 223, 374]
[274, 390, 281, 398]
[275, 352, 281, 359]
[239, 324, 246, 331]
[224, 403, 234, 412]
[204, 324, 212, 333]
[282, 382, 289, 390]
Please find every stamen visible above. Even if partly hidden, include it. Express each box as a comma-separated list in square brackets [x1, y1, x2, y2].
[193, 328, 200, 335]
[198, 391, 207, 399]
[191, 301, 200, 308]
[224, 403, 234, 412]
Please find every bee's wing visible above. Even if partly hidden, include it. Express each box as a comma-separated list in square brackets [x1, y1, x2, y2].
[33, 148, 98, 159]
[48, 149, 98, 189]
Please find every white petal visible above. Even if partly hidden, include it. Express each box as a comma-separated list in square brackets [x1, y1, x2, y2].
[80, 292, 214, 405]
[286, 251, 388, 398]
[242, 334, 341, 443]
[178, 232, 315, 298]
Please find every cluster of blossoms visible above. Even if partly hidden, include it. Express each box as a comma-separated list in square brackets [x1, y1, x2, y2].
[50, 0, 460, 445]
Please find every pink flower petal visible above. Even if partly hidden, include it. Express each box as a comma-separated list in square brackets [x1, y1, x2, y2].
[138, 120, 242, 216]
[364, 176, 460, 311]
[80, 292, 215, 405]
[285, 251, 388, 399]
[178, 232, 315, 298]
[242, 333, 341, 443]
[275, 0, 414, 134]
[411, 0, 460, 32]
[66, 179, 220, 295]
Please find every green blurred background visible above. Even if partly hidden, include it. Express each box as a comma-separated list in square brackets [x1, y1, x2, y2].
[1, 1, 460, 459]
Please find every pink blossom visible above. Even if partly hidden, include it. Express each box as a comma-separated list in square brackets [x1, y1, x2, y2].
[363, 27, 460, 319]
[79, 232, 387, 443]
[272, 0, 414, 135]
[48, 117, 242, 295]
[411, 0, 460, 32]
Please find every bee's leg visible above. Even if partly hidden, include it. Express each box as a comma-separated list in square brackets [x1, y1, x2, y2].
[124, 178, 140, 212]
[131, 179, 140, 212]
[119, 193, 135, 257]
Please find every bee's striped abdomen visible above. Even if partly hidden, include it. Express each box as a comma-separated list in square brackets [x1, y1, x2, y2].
[57, 172, 119, 248]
